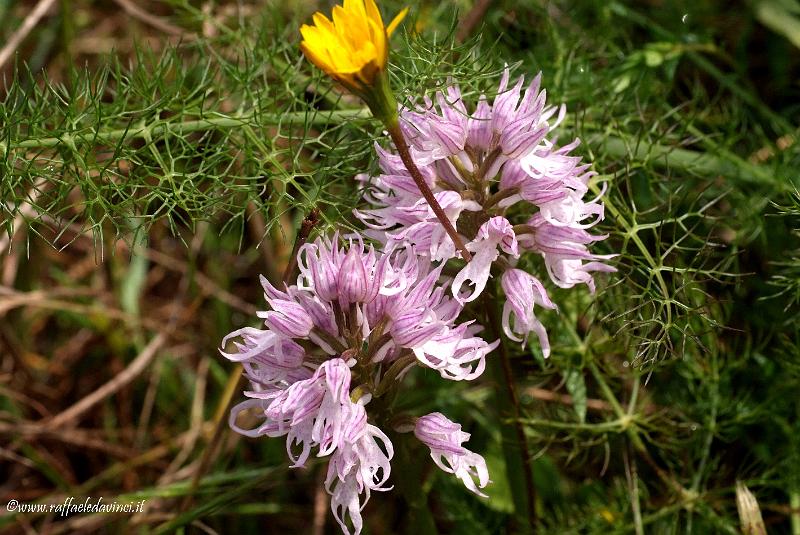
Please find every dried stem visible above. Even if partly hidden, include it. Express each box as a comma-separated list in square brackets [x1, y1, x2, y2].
[457, 0, 494, 43]
[112, 0, 189, 37]
[48, 333, 167, 427]
[0, 0, 58, 70]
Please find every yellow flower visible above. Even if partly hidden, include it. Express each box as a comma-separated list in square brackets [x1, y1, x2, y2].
[300, 0, 408, 92]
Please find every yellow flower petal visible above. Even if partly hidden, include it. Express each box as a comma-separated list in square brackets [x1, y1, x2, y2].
[299, 0, 408, 90]
[365, 0, 384, 28]
[367, 18, 387, 68]
[386, 6, 408, 36]
[312, 12, 336, 35]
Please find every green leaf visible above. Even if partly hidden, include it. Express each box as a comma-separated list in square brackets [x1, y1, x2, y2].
[482, 429, 515, 514]
[119, 222, 149, 317]
[755, 0, 800, 49]
[612, 74, 631, 93]
[564, 368, 588, 423]
[643, 49, 664, 67]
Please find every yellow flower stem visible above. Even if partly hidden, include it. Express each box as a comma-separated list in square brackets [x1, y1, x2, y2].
[385, 118, 473, 262]
[360, 69, 400, 126]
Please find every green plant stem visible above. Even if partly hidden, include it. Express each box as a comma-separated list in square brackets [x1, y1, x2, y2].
[178, 369, 244, 513]
[791, 490, 800, 535]
[0, 108, 372, 153]
[483, 288, 536, 531]
[597, 135, 791, 191]
[586, 177, 674, 332]
[690, 349, 719, 494]
[587, 360, 686, 495]
[157, 467, 278, 534]
[517, 417, 635, 433]
[586, 362, 642, 446]
[393, 435, 438, 535]
[385, 121, 472, 262]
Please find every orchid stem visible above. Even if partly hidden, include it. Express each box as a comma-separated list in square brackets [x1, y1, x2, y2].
[385, 121, 473, 262]
[484, 286, 537, 531]
[282, 207, 321, 284]
[393, 436, 438, 535]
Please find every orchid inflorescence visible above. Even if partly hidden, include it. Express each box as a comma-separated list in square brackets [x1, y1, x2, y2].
[220, 1, 615, 533]
[357, 68, 616, 357]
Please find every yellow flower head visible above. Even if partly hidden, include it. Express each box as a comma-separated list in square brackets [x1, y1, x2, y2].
[300, 0, 408, 92]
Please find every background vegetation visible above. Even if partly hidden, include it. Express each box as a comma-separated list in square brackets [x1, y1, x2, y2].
[1, 0, 799, 533]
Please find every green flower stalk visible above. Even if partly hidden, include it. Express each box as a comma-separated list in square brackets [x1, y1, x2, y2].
[299, 0, 473, 261]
